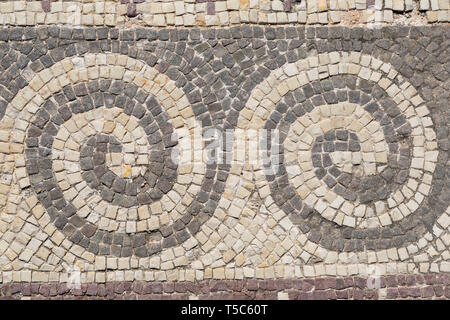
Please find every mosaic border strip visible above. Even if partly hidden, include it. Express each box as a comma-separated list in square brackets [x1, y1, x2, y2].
[1, 274, 449, 299]
[0, 0, 448, 27]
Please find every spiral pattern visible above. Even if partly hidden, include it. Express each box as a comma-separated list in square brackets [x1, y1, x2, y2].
[6, 52, 227, 257]
[0, 29, 447, 280]
[238, 51, 441, 251]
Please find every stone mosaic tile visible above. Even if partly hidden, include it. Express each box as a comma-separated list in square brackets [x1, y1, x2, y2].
[0, 25, 448, 299]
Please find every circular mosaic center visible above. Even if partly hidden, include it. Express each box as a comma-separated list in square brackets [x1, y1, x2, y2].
[311, 128, 394, 208]
[79, 132, 177, 208]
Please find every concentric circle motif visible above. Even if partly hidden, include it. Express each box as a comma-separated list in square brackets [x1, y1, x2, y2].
[6, 53, 225, 257]
[239, 51, 443, 252]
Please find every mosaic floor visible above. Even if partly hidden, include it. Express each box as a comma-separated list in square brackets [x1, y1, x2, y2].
[0, 24, 448, 299]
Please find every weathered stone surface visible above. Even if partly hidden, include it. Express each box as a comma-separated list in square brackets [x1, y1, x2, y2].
[0, 23, 447, 300]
